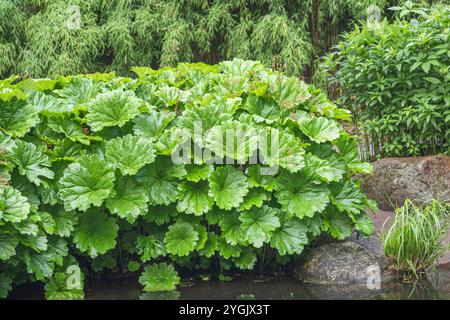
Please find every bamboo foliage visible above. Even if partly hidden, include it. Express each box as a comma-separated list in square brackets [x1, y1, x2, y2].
[1, 0, 397, 79]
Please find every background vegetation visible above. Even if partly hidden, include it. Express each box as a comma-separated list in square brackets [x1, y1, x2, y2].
[0, 0, 411, 80]
[324, 3, 449, 159]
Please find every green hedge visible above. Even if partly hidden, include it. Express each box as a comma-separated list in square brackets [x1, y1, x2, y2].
[0, 59, 375, 299]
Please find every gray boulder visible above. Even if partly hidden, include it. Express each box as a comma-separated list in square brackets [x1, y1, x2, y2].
[361, 155, 450, 210]
[294, 241, 395, 286]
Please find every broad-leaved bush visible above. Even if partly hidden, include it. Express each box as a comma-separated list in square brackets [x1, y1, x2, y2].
[0, 59, 375, 299]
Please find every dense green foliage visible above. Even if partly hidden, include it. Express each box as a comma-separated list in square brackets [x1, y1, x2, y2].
[381, 200, 449, 280]
[0, 0, 401, 79]
[324, 3, 450, 159]
[0, 60, 375, 298]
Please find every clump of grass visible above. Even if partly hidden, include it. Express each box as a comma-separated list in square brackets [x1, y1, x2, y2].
[381, 200, 449, 280]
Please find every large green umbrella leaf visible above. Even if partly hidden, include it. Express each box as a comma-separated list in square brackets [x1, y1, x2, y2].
[177, 180, 213, 216]
[205, 120, 258, 163]
[54, 78, 101, 111]
[323, 207, 353, 240]
[305, 153, 345, 183]
[105, 134, 156, 175]
[239, 206, 280, 248]
[247, 165, 276, 191]
[268, 74, 311, 110]
[0, 233, 18, 260]
[144, 205, 174, 225]
[0, 98, 40, 137]
[11, 140, 54, 186]
[178, 104, 233, 146]
[275, 170, 330, 219]
[218, 211, 243, 246]
[59, 155, 116, 211]
[133, 110, 176, 140]
[297, 113, 341, 143]
[164, 222, 198, 257]
[106, 176, 149, 223]
[208, 166, 249, 210]
[51, 208, 79, 238]
[0, 185, 30, 223]
[185, 164, 213, 182]
[86, 89, 142, 132]
[334, 134, 373, 174]
[259, 127, 305, 173]
[139, 263, 180, 292]
[330, 180, 366, 216]
[245, 95, 288, 124]
[237, 188, 269, 211]
[46, 113, 91, 145]
[270, 219, 308, 255]
[136, 157, 186, 205]
[353, 212, 374, 236]
[73, 210, 118, 258]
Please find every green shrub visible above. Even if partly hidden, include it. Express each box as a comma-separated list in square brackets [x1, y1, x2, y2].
[0, 59, 375, 299]
[381, 199, 450, 280]
[324, 4, 450, 159]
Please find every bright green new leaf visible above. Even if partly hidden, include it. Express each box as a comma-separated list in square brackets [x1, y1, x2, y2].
[275, 170, 330, 219]
[59, 155, 116, 211]
[0, 98, 40, 137]
[239, 206, 280, 248]
[106, 176, 149, 223]
[86, 89, 142, 132]
[177, 180, 213, 216]
[164, 222, 199, 257]
[259, 127, 305, 173]
[0, 233, 18, 260]
[0, 185, 30, 223]
[297, 113, 341, 143]
[105, 134, 156, 175]
[136, 157, 186, 205]
[208, 166, 249, 210]
[133, 110, 176, 140]
[270, 219, 308, 255]
[11, 140, 54, 186]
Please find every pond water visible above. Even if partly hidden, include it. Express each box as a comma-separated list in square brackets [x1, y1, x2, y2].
[9, 264, 450, 300]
